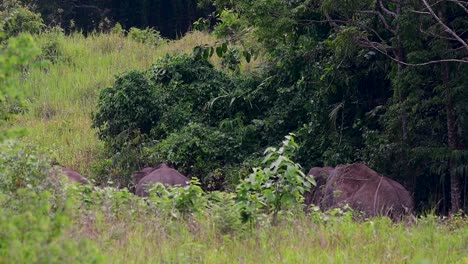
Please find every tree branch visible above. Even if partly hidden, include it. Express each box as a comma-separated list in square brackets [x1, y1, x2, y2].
[359, 36, 468, 66]
[378, 0, 397, 18]
[449, 0, 468, 13]
[421, 0, 468, 51]
[358, 10, 396, 34]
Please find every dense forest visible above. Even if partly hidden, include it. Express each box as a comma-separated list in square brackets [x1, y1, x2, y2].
[84, 0, 467, 214]
[15, 0, 206, 37]
[0, 0, 467, 262]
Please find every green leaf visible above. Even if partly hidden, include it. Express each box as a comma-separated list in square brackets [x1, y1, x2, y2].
[243, 50, 251, 63]
[216, 46, 224, 57]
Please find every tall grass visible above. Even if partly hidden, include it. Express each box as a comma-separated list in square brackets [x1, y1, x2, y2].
[11, 31, 217, 174]
[80, 214, 467, 263]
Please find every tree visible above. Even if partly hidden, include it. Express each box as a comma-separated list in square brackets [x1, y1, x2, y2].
[204, 0, 467, 213]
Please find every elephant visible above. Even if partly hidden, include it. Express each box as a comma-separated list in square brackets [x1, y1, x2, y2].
[306, 163, 413, 221]
[50, 166, 90, 184]
[133, 163, 189, 197]
[304, 166, 334, 210]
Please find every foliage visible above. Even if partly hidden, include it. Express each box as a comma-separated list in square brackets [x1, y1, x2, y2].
[148, 123, 241, 190]
[205, 0, 468, 213]
[206, 191, 244, 233]
[0, 140, 52, 194]
[110, 22, 125, 36]
[127, 27, 163, 46]
[147, 178, 207, 217]
[93, 54, 262, 188]
[37, 26, 68, 64]
[93, 70, 158, 141]
[212, 9, 243, 40]
[0, 188, 105, 263]
[0, 33, 40, 141]
[0, 140, 104, 263]
[236, 134, 315, 224]
[0, 0, 45, 40]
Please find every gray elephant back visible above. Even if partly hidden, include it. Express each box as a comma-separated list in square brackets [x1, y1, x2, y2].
[51, 167, 90, 184]
[320, 163, 413, 221]
[135, 164, 189, 197]
[133, 167, 157, 186]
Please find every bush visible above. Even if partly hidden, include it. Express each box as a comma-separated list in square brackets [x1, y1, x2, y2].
[92, 54, 260, 188]
[236, 134, 315, 224]
[0, 188, 105, 263]
[147, 123, 241, 190]
[148, 178, 207, 217]
[0, 140, 104, 263]
[0, 140, 52, 194]
[38, 27, 68, 64]
[206, 191, 244, 234]
[110, 23, 125, 36]
[93, 70, 159, 141]
[127, 27, 163, 46]
[0, 1, 44, 40]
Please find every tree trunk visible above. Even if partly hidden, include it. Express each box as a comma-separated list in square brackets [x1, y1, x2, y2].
[442, 61, 462, 214]
[437, 4, 463, 214]
[395, 1, 408, 142]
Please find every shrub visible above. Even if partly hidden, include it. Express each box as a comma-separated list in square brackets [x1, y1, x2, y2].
[0, 140, 51, 194]
[0, 139, 104, 263]
[220, 47, 241, 72]
[92, 54, 260, 188]
[147, 123, 241, 190]
[147, 178, 207, 217]
[93, 70, 159, 141]
[0, 188, 105, 263]
[236, 134, 315, 225]
[206, 191, 244, 234]
[38, 27, 68, 64]
[110, 22, 125, 36]
[0, 1, 44, 40]
[213, 9, 243, 40]
[128, 27, 163, 46]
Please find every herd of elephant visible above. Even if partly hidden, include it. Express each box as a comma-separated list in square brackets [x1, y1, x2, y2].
[53, 162, 414, 221]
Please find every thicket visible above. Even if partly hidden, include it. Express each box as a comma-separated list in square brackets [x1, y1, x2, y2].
[92, 54, 264, 189]
[92, 0, 468, 215]
[198, 0, 468, 214]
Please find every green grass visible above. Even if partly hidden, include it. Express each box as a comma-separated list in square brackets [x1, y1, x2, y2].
[76, 213, 467, 263]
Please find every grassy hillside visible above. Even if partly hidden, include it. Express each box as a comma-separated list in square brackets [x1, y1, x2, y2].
[11, 31, 218, 175]
[3, 31, 467, 264]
